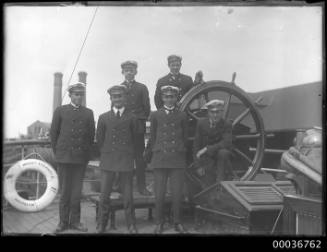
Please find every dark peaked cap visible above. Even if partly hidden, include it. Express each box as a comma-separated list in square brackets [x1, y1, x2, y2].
[121, 60, 138, 69]
[167, 54, 182, 64]
[67, 82, 86, 93]
[160, 85, 180, 95]
[107, 85, 127, 95]
[203, 99, 225, 111]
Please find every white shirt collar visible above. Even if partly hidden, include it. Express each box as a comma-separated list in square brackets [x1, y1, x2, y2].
[113, 106, 125, 115]
[163, 105, 175, 114]
[164, 105, 175, 110]
[125, 80, 134, 86]
[70, 102, 80, 108]
[169, 72, 180, 79]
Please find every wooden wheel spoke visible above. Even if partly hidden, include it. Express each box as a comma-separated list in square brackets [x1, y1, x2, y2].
[186, 109, 200, 120]
[234, 133, 261, 140]
[232, 108, 250, 127]
[223, 94, 232, 120]
[232, 97, 263, 127]
[233, 148, 253, 165]
[204, 92, 209, 103]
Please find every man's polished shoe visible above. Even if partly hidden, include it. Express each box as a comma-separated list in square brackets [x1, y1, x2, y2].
[174, 223, 188, 234]
[153, 223, 164, 234]
[128, 224, 138, 234]
[55, 223, 68, 233]
[96, 225, 106, 234]
[139, 188, 152, 196]
[70, 222, 88, 232]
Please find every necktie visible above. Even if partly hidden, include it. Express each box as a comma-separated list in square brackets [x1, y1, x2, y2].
[166, 108, 174, 114]
[116, 110, 121, 119]
[210, 121, 216, 128]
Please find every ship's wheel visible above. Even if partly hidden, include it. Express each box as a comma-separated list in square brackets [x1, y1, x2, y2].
[179, 79, 265, 182]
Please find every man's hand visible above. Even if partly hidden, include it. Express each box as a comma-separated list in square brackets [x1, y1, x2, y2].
[194, 70, 204, 85]
[196, 147, 207, 159]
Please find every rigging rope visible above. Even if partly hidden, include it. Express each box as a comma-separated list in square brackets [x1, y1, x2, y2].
[62, 6, 99, 101]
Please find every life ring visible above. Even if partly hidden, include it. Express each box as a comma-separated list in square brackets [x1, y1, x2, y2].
[4, 159, 59, 212]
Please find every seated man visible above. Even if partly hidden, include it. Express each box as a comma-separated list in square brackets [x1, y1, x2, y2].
[193, 99, 234, 190]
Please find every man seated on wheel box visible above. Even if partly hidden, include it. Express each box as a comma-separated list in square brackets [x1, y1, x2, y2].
[193, 99, 234, 191]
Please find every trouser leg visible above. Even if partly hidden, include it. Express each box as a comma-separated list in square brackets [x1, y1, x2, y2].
[134, 131, 146, 190]
[98, 171, 115, 229]
[204, 169, 217, 206]
[216, 149, 233, 183]
[58, 164, 73, 225]
[69, 164, 86, 225]
[169, 169, 184, 224]
[154, 169, 168, 224]
[120, 171, 135, 228]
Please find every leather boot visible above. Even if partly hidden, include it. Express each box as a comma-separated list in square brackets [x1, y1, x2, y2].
[97, 215, 108, 234]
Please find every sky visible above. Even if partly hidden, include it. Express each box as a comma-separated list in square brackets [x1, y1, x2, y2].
[4, 4, 322, 138]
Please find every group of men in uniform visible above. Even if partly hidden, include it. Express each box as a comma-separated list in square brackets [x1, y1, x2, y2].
[50, 54, 233, 234]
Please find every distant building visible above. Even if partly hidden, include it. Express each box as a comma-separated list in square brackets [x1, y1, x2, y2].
[27, 120, 51, 139]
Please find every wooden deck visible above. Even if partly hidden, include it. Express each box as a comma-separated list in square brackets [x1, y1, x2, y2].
[2, 162, 248, 235]
[2, 194, 249, 235]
